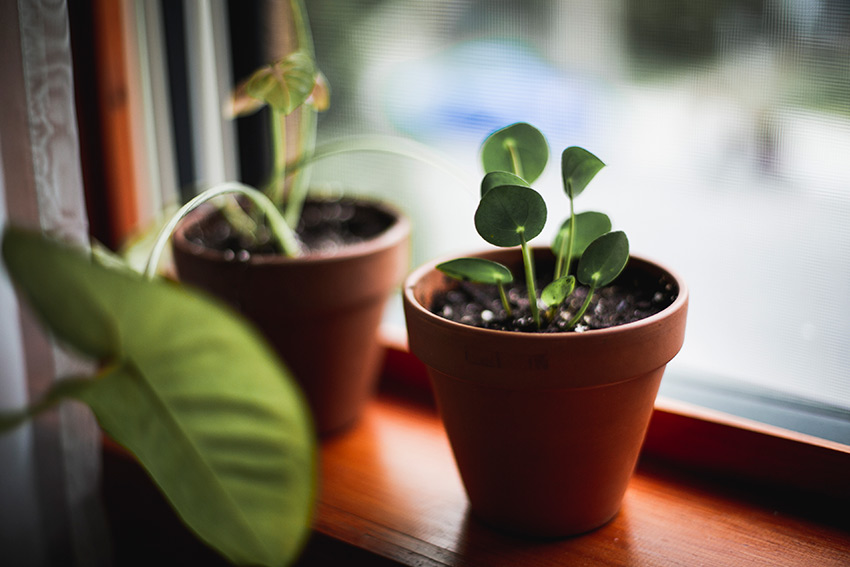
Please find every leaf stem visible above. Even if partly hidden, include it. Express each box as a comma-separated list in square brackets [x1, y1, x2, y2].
[506, 139, 524, 180]
[564, 189, 576, 278]
[554, 187, 577, 281]
[284, 104, 317, 228]
[520, 231, 540, 329]
[268, 108, 288, 207]
[290, 0, 315, 58]
[0, 375, 99, 434]
[567, 284, 596, 329]
[144, 182, 301, 279]
[497, 282, 512, 316]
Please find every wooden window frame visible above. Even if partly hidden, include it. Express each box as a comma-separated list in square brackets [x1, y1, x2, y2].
[380, 332, 850, 507]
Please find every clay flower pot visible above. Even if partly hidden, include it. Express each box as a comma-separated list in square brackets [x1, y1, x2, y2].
[403, 247, 688, 537]
[172, 199, 410, 436]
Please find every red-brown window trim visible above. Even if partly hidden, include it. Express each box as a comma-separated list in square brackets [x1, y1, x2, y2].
[380, 332, 850, 508]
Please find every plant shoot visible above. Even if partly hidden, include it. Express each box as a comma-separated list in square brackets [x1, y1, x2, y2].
[438, 123, 629, 331]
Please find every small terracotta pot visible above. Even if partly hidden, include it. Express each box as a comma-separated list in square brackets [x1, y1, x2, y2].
[403, 248, 688, 537]
[172, 199, 410, 436]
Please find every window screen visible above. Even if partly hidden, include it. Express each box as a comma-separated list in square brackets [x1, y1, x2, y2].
[304, 0, 850, 442]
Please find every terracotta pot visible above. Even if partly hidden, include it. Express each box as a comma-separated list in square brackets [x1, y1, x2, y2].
[172, 199, 410, 436]
[403, 247, 688, 537]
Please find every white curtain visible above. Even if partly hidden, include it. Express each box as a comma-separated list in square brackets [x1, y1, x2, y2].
[0, 0, 108, 565]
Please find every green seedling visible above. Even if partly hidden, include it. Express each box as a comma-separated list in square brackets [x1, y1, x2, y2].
[141, 0, 328, 266]
[438, 122, 629, 331]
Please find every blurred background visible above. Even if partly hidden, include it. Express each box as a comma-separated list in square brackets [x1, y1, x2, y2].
[64, 0, 850, 441]
[296, 0, 850, 441]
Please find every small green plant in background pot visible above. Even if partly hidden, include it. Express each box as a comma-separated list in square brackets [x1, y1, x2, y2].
[402, 123, 689, 537]
[148, 0, 411, 437]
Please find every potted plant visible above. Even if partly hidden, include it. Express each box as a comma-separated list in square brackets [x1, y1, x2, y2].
[0, 227, 316, 566]
[402, 123, 689, 537]
[145, 0, 411, 436]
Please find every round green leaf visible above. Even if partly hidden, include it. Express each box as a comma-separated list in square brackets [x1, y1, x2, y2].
[562, 146, 605, 199]
[1, 227, 315, 567]
[577, 231, 630, 287]
[474, 185, 547, 247]
[480, 123, 549, 183]
[480, 171, 529, 197]
[437, 258, 514, 285]
[541, 275, 576, 308]
[552, 211, 613, 259]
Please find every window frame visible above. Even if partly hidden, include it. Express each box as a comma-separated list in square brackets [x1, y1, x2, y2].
[380, 331, 850, 506]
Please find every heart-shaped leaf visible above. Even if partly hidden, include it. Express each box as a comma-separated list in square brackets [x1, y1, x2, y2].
[562, 146, 605, 199]
[474, 185, 547, 247]
[577, 230, 629, 288]
[541, 275, 576, 308]
[481, 123, 549, 183]
[480, 171, 529, 197]
[235, 50, 318, 116]
[552, 211, 612, 259]
[1, 228, 316, 567]
[437, 258, 514, 285]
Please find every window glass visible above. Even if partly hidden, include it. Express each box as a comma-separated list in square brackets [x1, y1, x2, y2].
[305, 0, 850, 440]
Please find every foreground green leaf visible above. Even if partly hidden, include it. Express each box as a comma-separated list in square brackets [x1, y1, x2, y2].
[437, 258, 513, 285]
[474, 185, 547, 247]
[1, 227, 316, 567]
[562, 146, 606, 199]
[552, 211, 612, 261]
[480, 171, 529, 197]
[480, 122, 549, 183]
[541, 275, 576, 308]
[577, 231, 630, 288]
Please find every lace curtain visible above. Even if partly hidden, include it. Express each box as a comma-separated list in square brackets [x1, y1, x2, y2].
[0, 1, 108, 565]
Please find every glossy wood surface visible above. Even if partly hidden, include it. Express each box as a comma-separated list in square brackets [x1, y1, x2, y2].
[301, 392, 850, 566]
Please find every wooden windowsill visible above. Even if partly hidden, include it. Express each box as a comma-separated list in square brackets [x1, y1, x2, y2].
[296, 388, 850, 566]
[102, 342, 850, 566]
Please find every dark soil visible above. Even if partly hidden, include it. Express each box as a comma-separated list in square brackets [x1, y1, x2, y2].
[184, 198, 396, 258]
[432, 258, 677, 333]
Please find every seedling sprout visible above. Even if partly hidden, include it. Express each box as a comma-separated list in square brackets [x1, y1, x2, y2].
[437, 123, 629, 331]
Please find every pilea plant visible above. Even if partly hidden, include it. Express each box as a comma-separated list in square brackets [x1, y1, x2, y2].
[437, 122, 630, 331]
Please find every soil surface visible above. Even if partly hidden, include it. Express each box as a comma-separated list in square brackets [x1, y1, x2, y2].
[432, 259, 678, 333]
[184, 198, 396, 257]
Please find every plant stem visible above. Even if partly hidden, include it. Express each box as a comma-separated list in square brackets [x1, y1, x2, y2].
[497, 282, 512, 316]
[505, 139, 524, 180]
[0, 375, 98, 434]
[144, 182, 301, 279]
[284, 104, 316, 228]
[566, 284, 596, 329]
[520, 231, 540, 329]
[268, 108, 288, 206]
[290, 0, 315, 58]
[564, 190, 576, 278]
[555, 194, 576, 280]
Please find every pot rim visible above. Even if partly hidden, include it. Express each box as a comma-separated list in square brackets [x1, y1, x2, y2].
[403, 247, 689, 341]
[173, 197, 411, 267]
